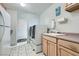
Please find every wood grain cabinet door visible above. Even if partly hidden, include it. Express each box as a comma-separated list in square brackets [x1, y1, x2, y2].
[58, 46, 79, 56]
[48, 41, 56, 56]
[42, 39, 48, 55]
[65, 3, 79, 12]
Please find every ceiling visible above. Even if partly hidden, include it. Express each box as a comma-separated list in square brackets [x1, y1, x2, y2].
[3, 3, 52, 15]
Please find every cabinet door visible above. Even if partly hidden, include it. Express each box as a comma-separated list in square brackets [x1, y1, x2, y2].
[65, 3, 79, 12]
[58, 46, 79, 56]
[48, 41, 56, 56]
[42, 39, 48, 55]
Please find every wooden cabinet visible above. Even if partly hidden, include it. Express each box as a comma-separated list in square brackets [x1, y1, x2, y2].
[65, 3, 79, 12]
[42, 39, 48, 55]
[58, 45, 79, 56]
[42, 35, 79, 56]
[58, 39, 79, 56]
[42, 36, 57, 56]
[48, 41, 56, 56]
[58, 39, 79, 53]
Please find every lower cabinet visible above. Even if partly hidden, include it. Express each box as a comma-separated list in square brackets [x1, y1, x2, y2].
[58, 46, 79, 56]
[58, 39, 79, 56]
[42, 39, 48, 55]
[48, 41, 56, 56]
[42, 35, 79, 56]
[42, 36, 57, 56]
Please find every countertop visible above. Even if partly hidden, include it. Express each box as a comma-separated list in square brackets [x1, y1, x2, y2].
[43, 33, 79, 44]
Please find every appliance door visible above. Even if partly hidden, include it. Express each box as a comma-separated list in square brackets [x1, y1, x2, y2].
[0, 11, 5, 41]
[0, 10, 10, 56]
[0, 11, 5, 55]
[0, 27, 10, 56]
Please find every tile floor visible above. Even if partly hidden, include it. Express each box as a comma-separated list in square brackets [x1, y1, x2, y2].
[1, 41, 44, 56]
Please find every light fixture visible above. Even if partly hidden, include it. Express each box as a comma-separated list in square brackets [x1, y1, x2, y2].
[20, 3, 26, 7]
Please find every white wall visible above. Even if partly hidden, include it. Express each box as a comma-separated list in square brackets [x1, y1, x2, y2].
[6, 8, 39, 42]
[16, 19, 27, 39]
[6, 9, 17, 46]
[16, 11, 39, 40]
[17, 11, 39, 26]
[40, 3, 79, 33]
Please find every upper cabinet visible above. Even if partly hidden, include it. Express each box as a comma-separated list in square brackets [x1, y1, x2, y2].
[65, 3, 79, 12]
